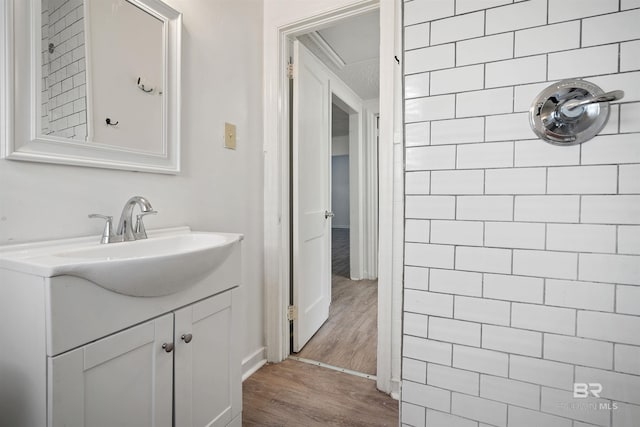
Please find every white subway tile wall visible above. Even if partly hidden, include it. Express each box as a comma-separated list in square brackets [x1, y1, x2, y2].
[429, 268, 483, 296]
[480, 375, 541, 410]
[404, 73, 430, 99]
[425, 408, 477, 427]
[482, 324, 542, 356]
[41, 0, 87, 140]
[615, 345, 640, 375]
[618, 226, 640, 255]
[405, 171, 430, 194]
[617, 285, 640, 316]
[402, 0, 640, 426]
[509, 354, 575, 390]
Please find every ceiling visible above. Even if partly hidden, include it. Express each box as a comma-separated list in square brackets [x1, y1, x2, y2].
[298, 9, 380, 102]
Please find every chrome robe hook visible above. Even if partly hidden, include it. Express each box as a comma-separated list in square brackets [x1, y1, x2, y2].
[137, 77, 154, 93]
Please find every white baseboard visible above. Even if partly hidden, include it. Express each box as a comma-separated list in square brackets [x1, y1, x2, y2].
[242, 346, 267, 381]
[390, 378, 401, 401]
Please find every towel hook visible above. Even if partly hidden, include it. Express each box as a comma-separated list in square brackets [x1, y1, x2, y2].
[529, 79, 624, 145]
[137, 77, 154, 93]
[105, 118, 119, 126]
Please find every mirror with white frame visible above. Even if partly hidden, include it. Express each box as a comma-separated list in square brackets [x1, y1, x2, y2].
[1, 0, 181, 173]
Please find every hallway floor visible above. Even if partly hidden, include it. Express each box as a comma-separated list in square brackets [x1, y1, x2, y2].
[295, 275, 377, 374]
[295, 228, 377, 375]
[242, 359, 398, 426]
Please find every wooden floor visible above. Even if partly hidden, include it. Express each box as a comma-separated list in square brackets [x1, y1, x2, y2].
[242, 359, 398, 427]
[295, 229, 378, 375]
[295, 275, 377, 374]
[242, 229, 392, 426]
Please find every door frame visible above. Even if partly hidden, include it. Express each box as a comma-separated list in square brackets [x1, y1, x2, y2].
[263, 0, 401, 396]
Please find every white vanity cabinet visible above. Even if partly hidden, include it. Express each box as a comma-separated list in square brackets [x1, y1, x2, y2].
[48, 290, 241, 427]
[0, 228, 243, 427]
[49, 314, 175, 427]
[174, 290, 240, 426]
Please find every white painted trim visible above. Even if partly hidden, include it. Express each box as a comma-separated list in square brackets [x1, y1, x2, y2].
[0, 0, 13, 158]
[390, 380, 400, 401]
[391, 0, 404, 397]
[362, 100, 379, 280]
[83, 0, 95, 141]
[241, 346, 267, 381]
[347, 111, 364, 280]
[263, 0, 401, 395]
[307, 31, 346, 70]
[375, 0, 402, 395]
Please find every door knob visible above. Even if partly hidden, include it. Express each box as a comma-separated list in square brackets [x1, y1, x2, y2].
[324, 210, 335, 219]
[162, 342, 174, 353]
[181, 333, 193, 343]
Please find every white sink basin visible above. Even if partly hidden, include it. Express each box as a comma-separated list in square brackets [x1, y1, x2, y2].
[0, 228, 242, 297]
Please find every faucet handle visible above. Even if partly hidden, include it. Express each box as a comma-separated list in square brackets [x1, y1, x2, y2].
[89, 214, 114, 244]
[134, 210, 157, 240]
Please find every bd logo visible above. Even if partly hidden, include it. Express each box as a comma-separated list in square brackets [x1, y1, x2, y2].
[573, 383, 603, 398]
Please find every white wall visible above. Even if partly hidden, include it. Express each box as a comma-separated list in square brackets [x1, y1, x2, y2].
[402, 1, 640, 426]
[0, 0, 264, 372]
[331, 154, 350, 228]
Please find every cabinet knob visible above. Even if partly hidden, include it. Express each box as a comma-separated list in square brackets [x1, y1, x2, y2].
[181, 333, 193, 343]
[162, 342, 174, 353]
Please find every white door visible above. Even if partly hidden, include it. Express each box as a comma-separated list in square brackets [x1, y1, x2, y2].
[292, 40, 332, 352]
[174, 290, 241, 427]
[48, 314, 173, 427]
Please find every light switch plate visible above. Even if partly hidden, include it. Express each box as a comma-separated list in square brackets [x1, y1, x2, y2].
[225, 122, 237, 149]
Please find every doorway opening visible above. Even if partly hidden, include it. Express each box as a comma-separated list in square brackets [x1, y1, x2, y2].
[263, 0, 400, 396]
[289, 11, 380, 379]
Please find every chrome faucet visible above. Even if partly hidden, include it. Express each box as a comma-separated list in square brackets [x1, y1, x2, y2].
[116, 196, 157, 241]
[89, 196, 157, 243]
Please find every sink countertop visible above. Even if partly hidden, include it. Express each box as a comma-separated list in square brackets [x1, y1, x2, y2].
[0, 226, 243, 279]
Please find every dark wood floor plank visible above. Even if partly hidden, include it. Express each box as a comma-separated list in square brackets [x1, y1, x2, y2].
[242, 359, 398, 427]
[332, 228, 350, 278]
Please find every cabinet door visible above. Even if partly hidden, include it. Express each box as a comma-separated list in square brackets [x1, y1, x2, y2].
[174, 289, 241, 427]
[48, 314, 174, 427]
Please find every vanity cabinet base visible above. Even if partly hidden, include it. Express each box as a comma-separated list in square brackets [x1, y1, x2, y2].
[47, 289, 241, 427]
[0, 258, 242, 427]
